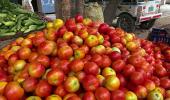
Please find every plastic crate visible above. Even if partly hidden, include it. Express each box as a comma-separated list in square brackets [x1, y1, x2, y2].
[148, 28, 170, 44]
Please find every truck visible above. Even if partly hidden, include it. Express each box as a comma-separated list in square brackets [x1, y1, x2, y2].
[87, 0, 163, 32]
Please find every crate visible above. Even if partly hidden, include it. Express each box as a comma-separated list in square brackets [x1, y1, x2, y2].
[148, 28, 170, 44]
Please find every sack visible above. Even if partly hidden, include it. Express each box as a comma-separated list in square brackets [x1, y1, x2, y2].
[84, 2, 104, 23]
[22, 0, 34, 12]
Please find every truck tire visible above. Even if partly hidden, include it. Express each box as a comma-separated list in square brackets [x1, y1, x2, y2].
[117, 13, 135, 32]
[140, 19, 156, 29]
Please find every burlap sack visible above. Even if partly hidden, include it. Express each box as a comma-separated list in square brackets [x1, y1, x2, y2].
[84, 2, 104, 23]
[22, 0, 34, 12]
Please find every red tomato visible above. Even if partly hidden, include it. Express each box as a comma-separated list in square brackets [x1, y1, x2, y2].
[69, 59, 84, 72]
[36, 55, 50, 68]
[82, 91, 96, 100]
[101, 55, 112, 68]
[95, 87, 111, 100]
[123, 64, 135, 77]
[130, 71, 144, 85]
[28, 52, 38, 63]
[160, 78, 170, 89]
[57, 46, 73, 60]
[84, 62, 99, 75]
[54, 85, 68, 97]
[82, 75, 99, 91]
[23, 77, 38, 92]
[91, 54, 103, 66]
[50, 57, 60, 69]
[35, 80, 52, 97]
[46, 68, 65, 86]
[18, 47, 31, 60]
[111, 90, 125, 100]
[4, 82, 24, 100]
[112, 59, 125, 72]
[57, 60, 70, 74]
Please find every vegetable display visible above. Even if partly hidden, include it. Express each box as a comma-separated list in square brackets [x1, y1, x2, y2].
[0, 14, 170, 100]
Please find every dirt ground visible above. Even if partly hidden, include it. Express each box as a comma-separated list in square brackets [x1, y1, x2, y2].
[135, 16, 170, 39]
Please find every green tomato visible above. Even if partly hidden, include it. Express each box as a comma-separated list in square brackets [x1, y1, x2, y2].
[147, 90, 163, 100]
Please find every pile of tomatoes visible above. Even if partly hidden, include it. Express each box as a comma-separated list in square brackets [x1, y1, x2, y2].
[0, 14, 170, 100]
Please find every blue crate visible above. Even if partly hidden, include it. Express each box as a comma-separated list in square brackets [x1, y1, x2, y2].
[148, 28, 170, 44]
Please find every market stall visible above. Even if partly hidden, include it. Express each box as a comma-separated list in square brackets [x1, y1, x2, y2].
[0, 0, 170, 100]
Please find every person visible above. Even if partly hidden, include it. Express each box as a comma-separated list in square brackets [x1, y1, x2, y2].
[31, 0, 38, 12]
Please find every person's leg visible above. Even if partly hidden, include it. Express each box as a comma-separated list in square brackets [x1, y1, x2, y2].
[32, 0, 38, 12]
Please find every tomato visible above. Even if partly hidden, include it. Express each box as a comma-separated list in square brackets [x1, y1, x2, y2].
[57, 46, 73, 60]
[147, 90, 163, 100]
[23, 77, 38, 92]
[130, 71, 144, 85]
[104, 75, 120, 91]
[63, 93, 77, 100]
[95, 87, 111, 100]
[0, 81, 7, 94]
[54, 85, 68, 97]
[35, 80, 52, 97]
[36, 55, 50, 68]
[26, 96, 42, 100]
[125, 91, 137, 100]
[46, 68, 65, 86]
[111, 90, 125, 100]
[8, 53, 18, 65]
[102, 67, 116, 77]
[82, 91, 96, 100]
[117, 74, 127, 87]
[46, 95, 62, 100]
[0, 95, 6, 100]
[82, 75, 99, 91]
[38, 40, 56, 56]
[64, 76, 80, 93]
[80, 45, 89, 54]
[84, 62, 99, 75]
[18, 47, 31, 60]
[101, 55, 112, 68]
[28, 62, 45, 78]
[50, 57, 60, 69]
[57, 60, 70, 74]
[32, 35, 46, 46]
[134, 85, 147, 99]
[112, 59, 125, 72]
[127, 55, 145, 67]
[28, 52, 38, 63]
[21, 38, 32, 48]
[74, 48, 85, 60]
[160, 78, 170, 89]
[4, 82, 24, 100]
[75, 71, 86, 82]
[91, 54, 103, 67]
[69, 59, 84, 72]
[67, 95, 81, 100]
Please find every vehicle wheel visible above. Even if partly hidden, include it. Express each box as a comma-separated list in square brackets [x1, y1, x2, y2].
[140, 19, 156, 29]
[117, 14, 136, 32]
